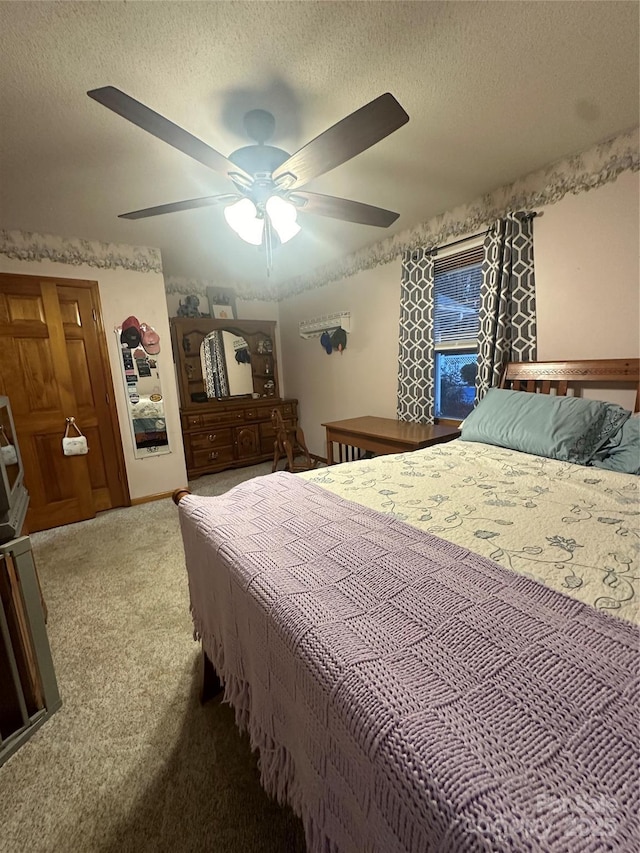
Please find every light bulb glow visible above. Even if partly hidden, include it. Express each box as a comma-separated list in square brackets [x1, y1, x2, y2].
[223, 198, 264, 245]
[265, 195, 301, 244]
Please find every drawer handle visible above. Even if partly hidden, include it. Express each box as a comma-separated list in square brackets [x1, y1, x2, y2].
[208, 434, 217, 442]
[209, 451, 219, 460]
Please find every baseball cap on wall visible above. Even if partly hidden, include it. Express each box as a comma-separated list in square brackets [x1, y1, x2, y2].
[140, 323, 161, 355]
[331, 327, 347, 353]
[121, 325, 141, 348]
[121, 316, 141, 332]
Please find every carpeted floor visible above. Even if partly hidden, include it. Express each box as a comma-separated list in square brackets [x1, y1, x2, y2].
[0, 462, 307, 853]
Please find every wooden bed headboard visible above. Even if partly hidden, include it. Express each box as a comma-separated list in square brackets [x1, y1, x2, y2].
[500, 359, 640, 412]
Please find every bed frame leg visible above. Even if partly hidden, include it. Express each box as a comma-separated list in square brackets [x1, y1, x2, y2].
[201, 647, 223, 704]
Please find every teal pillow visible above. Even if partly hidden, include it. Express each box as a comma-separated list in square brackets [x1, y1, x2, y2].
[591, 414, 640, 475]
[460, 388, 631, 465]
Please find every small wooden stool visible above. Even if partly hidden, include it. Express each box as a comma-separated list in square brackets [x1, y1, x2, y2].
[271, 409, 315, 473]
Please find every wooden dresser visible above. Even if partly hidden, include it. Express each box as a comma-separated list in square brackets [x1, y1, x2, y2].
[171, 317, 299, 479]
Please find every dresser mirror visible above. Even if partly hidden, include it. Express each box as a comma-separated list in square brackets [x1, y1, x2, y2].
[201, 330, 253, 399]
[171, 317, 280, 408]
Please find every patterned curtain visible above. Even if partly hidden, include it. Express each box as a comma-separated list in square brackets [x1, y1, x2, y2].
[475, 213, 537, 400]
[201, 331, 230, 398]
[397, 248, 435, 423]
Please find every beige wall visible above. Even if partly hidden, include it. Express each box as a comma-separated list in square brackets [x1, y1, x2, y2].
[279, 262, 402, 454]
[0, 256, 187, 500]
[280, 169, 640, 457]
[534, 169, 639, 360]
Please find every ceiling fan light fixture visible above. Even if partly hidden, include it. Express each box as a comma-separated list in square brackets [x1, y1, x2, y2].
[265, 195, 301, 244]
[89, 88, 409, 258]
[223, 198, 264, 246]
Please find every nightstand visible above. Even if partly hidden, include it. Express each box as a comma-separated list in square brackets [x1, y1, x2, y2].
[322, 416, 461, 465]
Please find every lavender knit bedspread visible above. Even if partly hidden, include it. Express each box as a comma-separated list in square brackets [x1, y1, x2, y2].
[179, 472, 639, 852]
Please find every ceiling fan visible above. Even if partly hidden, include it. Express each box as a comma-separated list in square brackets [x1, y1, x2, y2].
[87, 86, 409, 269]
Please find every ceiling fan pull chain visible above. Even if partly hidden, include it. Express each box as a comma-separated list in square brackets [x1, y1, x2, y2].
[264, 216, 274, 277]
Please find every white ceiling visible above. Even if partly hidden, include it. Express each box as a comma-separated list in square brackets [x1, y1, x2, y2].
[0, 1, 638, 290]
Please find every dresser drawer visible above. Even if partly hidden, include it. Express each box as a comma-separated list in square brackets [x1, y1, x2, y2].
[189, 428, 232, 451]
[183, 413, 204, 430]
[201, 410, 244, 428]
[192, 445, 235, 469]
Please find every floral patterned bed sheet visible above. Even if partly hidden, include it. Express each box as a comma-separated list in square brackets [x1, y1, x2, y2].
[300, 439, 639, 624]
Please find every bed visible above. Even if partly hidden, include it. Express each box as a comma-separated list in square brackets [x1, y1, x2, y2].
[174, 359, 640, 852]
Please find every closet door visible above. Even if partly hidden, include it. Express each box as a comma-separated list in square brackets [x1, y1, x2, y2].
[0, 274, 128, 532]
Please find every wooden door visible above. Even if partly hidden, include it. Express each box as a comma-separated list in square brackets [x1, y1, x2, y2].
[0, 274, 128, 531]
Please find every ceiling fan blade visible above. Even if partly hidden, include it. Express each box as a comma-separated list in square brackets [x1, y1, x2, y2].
[272, 93, 409, 191]
[292, 191, 399, 227]
[119, 194, 238, 220]
[87, 87, 252, 184]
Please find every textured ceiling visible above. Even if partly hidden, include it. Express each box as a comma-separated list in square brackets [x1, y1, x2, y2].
[0, 1, 638, 289]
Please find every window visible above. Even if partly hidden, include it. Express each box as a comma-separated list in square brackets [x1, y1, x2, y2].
[433, 245, 483, 420]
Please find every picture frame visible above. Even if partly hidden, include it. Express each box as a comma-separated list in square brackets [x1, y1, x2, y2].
[207, 286, 237, 320]
[211, 303, 235, 320]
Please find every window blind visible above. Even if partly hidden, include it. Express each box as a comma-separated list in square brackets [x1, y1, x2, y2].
[433, 246, 483, 345]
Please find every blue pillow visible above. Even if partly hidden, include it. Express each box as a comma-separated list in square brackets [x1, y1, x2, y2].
[460, 388, 631, 465]
[591, 414, 640, 475]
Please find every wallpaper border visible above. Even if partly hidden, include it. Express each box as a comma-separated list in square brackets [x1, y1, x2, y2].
[164, 275, 275, 303]
[0, 230, 162, 274]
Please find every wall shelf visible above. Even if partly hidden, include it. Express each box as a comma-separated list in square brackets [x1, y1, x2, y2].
[299, 312, 351, 339]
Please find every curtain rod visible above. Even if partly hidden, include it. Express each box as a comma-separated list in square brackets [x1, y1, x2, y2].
[421, 211, 539, 257]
